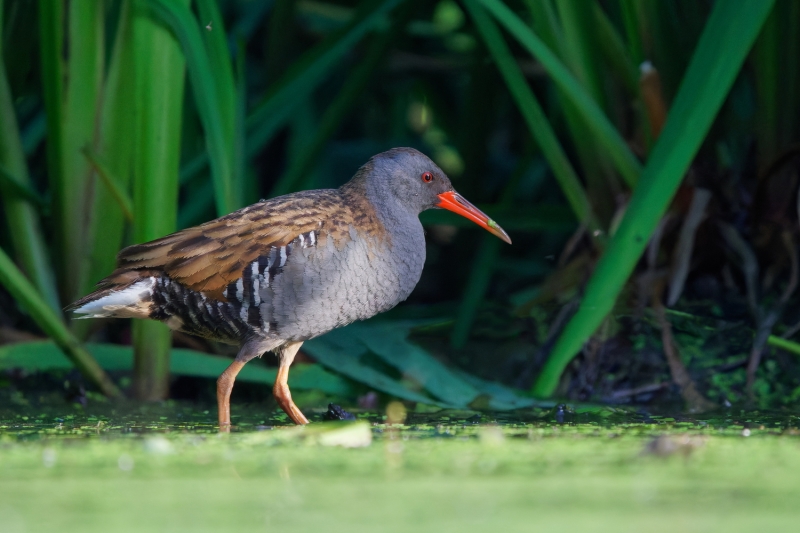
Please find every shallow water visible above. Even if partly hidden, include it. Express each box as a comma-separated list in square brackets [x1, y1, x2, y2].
[1, 402, 799, 532]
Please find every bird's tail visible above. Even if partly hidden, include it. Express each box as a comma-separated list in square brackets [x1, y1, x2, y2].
[66, 275, 156, 319]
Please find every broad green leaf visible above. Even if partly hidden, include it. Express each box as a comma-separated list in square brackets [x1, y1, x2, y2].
[354, 322, 481, 407]
[306, 321, 548, 411]
[453, 369, 553, 410]
[305, 328, 450, 407]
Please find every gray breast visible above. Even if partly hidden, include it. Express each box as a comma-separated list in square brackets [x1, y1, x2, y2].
[269, 220, 426, 341]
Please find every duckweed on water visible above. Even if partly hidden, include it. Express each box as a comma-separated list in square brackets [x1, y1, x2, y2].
[1, 402, 799, 532]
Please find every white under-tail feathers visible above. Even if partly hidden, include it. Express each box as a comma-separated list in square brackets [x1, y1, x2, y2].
[71, 278, 156, 319]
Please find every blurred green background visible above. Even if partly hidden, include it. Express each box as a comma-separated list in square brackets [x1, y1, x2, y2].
[1, 0, 799, 414]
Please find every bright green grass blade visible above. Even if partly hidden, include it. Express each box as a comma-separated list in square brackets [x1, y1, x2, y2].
[0, 247, 121, 398]
[531, 0, 776, 397]
[464, 0, 601, 237]
[245, 0, 402, 158]
[36, 0, 65, 213]
[0, 341, 355, 396]
[194, 0, 239, 204]
[144, 0, 236, 215]
[478, 0, 641, 189]
[767, 336, 800, 357]
[0, 62, 59, 313]
[83, 1, 136, 299]
[56, 0, 105, 304]
[131, 0, 188, 401]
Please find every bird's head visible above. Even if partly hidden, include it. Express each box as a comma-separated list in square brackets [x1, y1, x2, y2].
[356, 147, 511, 244]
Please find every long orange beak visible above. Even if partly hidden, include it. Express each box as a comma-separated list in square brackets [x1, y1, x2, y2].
[436, 191, 512, 244]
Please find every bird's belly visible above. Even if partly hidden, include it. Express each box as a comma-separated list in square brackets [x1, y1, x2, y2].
[269, 229, 424, 340]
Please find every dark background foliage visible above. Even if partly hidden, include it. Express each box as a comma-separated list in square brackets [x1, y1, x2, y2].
[1, 0, 798, 412]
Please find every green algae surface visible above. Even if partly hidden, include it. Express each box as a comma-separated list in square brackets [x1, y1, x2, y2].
[1, 404, 799, 532]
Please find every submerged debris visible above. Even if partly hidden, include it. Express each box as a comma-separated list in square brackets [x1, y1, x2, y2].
[552, 404, 576, 424]
[322, 403, 356, 421]
[641, 434, 707, 457]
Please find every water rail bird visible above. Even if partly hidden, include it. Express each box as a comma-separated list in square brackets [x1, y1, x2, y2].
[68, 148, 511, 430]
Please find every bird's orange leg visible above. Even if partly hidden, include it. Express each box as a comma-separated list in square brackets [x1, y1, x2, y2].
[217, 360, 245, 432]
[273, 341, 309, 425]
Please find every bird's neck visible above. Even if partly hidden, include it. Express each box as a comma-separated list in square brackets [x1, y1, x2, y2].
[340, 167, 426, 298]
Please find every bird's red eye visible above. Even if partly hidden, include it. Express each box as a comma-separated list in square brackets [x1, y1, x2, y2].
[421, 172, 433, 183]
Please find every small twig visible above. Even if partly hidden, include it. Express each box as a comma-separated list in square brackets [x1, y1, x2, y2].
[81, 146, 134, 222]
[639, 61, 667, 139]
[668, 188, 711, 306]
[747, 231, 799, 392]
[608, 356, 747, 401]
[653, 290, 716, 413]
[647, 214, 673, 269]
[747, 310, 782, 394]
[608, 381, 669, 400]
[557, 224, 587, 267]
[782, 319, 800, 341]
[718, 222, 761, 320]
[779, 230, 798, 305]
[708, 357, 748, 374]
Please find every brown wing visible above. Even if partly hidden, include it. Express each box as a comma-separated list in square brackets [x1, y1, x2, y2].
[102, 189, 351, 300]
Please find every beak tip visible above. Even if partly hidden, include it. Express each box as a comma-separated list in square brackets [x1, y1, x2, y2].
[437, 190, 512, 245]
